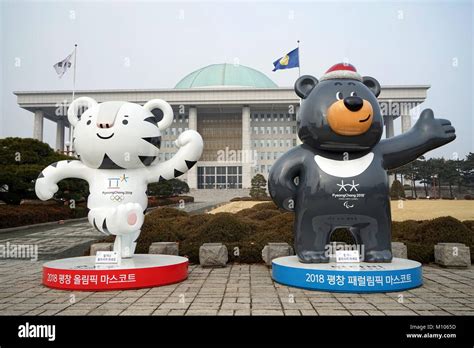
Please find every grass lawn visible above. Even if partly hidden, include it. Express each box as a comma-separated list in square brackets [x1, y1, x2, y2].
[210, 200, 474, 221]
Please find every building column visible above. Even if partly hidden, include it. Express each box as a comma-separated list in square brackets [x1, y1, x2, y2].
[33, 110, 44, 141]
[242, 105, 252, 189]
[187, 106, 198, 189]
[385, 116, 395, 138]
[385, 116, 396, 187]
[401, 114, 411, 133]
[56, 119, 65, 151]
[295, 105, 302, 145]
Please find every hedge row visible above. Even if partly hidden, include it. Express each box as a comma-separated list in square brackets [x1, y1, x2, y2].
[99, 202, 474, 264]
[0, 204, 88, 229]
[230, 196, 272, 202]
[148, 195, 194, 207]
[0, 195, 194, 229]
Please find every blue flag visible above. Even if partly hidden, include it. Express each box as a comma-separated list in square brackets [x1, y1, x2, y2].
[272, 47, 299, 72]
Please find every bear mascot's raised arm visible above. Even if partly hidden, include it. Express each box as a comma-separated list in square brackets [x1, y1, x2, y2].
[35, 98, 203, 258]
[268, 63, 456, 263]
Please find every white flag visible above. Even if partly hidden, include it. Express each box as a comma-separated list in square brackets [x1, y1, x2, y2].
[53, 52, 74, 78]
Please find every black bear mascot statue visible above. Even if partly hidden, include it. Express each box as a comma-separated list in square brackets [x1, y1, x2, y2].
[268, 63, 456, 264]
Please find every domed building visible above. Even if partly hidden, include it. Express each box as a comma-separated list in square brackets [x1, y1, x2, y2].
[15, 63, 429, 189]
[175, 63, 278, 89]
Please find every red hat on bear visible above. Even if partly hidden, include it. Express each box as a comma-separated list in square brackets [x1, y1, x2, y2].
[320, 63, 362, 82]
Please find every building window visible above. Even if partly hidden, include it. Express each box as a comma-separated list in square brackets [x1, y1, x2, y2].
[197, 166, 243, 189]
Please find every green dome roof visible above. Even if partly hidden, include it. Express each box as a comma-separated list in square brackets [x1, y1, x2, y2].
[175, 63, 278, 89]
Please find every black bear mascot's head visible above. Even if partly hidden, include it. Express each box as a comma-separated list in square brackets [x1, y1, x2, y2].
[295, 63, 383, 152]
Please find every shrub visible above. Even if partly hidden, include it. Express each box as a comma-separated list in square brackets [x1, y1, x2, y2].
[405, 242, 434, 264]
[0, 204, 88, 229]
[0, 138, 88, 204]
[147, 179, 189, 198]
[393, 217, 474, 263]
[148, 181, 172, 197]
[244, 209, 281, 221]
[412, 216, 472, 245]
[392, 220, 423, 241]
[390, 179, 405, 199]
[180, 213, 258, 263]
[92, 207, 474, 265]
[252, 202, 278, 210]
[230, 196, 272, 202]
[249, 174, 268, 199]
[462, 220, 474, 232]
[146, 207, 189, 219]
[148, 195, 194, 208]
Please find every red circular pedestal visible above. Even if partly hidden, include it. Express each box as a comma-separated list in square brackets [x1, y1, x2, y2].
[43, 254, 188, 291]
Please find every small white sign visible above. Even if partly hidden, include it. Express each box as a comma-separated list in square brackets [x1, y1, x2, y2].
[335, 249, 360, 263]
[95, 251, 119, 264]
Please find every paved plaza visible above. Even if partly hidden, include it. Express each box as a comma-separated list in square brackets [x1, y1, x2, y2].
[0, 260, 473, 316]
[0, 190, 472, 317]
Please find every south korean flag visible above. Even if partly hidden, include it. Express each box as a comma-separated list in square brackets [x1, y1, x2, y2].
[53, 52, 73, 78]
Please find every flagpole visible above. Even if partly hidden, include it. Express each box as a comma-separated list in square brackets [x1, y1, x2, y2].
[297, 40, 301, 77]
[70, 44, 77, 155]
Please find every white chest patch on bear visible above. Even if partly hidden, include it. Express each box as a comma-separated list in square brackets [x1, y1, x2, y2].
[314, 152, 374, 178]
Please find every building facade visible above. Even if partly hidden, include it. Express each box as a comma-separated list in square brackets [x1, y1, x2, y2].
[15, 63, 429, 189]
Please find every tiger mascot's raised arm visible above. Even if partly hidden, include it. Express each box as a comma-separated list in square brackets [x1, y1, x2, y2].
[35, 97, 203, 258]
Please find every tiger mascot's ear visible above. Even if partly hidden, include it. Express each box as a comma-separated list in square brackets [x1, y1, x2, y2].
[143, 99, 174, 131]
[68, 97, 98, 126]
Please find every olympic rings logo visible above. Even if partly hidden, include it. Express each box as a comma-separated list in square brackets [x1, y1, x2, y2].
[110, 192, 125, 202]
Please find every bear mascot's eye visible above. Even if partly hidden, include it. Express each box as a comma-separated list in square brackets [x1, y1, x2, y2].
[350, 91, 357, 97]
[122, 120, 128, 125]
[86, 120, 92, 125]
[336, 91, 343, 100]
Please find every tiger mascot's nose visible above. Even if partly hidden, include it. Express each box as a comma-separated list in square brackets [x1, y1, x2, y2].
[95, 101, 126, 129]
[97, 122, 112, 129]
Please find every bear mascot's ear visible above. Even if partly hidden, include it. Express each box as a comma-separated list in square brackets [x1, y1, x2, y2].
[67, 97, 98, 126]
[362, 76, 381, 97]
[143, 99, 174, 131]
[295, 75, 319, 99]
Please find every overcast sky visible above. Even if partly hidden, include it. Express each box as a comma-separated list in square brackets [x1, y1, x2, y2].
[1, 0, 472, 159]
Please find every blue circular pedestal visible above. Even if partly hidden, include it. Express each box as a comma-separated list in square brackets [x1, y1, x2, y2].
[272, 256, 422, 293]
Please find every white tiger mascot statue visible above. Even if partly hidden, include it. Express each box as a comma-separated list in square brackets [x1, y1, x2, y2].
[35, 97, 203, 258]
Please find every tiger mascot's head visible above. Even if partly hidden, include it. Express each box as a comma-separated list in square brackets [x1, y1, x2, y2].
[67, 97, 173, 169]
